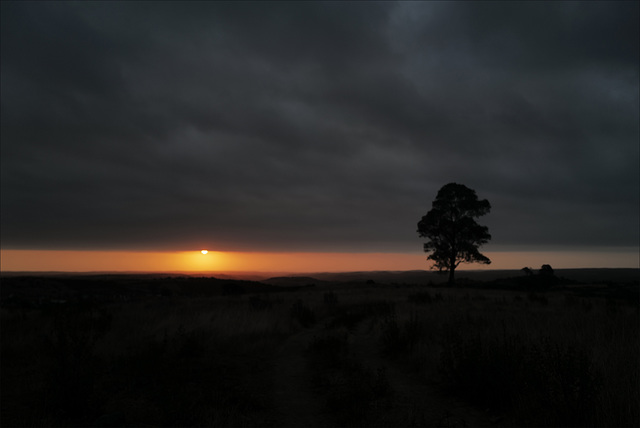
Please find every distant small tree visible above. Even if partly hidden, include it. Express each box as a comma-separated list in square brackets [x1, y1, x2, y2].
[417, 183, 491, 285]
[540, 264, 554, 276]
[522, 267, 534, 276]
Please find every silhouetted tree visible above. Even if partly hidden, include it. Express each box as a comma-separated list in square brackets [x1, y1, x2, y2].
[417, 183, 491, 285]
[522, 267, 534, 276]
[539, 264, 554, 276]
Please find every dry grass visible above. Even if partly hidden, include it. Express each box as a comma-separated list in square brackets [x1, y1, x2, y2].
[2, 280, 638, 427]
[1, 293, 302, 427]
[374, 286, 639, 427]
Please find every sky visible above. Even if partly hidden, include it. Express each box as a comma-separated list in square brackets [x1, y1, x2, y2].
[1, 1, 638, 272]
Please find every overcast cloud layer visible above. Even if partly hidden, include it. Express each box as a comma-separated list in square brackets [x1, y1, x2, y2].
[2, 1, 638, 253]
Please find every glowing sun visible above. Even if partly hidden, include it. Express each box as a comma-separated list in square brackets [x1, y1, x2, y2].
[200, 249, 208, 255]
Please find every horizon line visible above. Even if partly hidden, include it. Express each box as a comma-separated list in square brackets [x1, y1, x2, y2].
[2, 266, 637, 275]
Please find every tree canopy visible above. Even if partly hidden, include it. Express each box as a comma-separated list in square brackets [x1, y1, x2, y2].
[417, 183, 491, 285]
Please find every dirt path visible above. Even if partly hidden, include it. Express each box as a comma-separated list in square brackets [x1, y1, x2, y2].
[349, 319, 498, 428]
[272, 315, 499, 428]
[272, 324, 332, 428]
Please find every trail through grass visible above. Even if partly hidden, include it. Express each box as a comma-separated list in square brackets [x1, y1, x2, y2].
[272, 322, 332, 427]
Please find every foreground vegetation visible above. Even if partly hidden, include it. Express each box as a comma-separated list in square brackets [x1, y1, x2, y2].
[2, 294, 293, 427]
[382, 288, 639, 426]
[1, 275, 638, 427]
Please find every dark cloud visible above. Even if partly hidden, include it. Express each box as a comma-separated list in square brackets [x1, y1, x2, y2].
[1, 1, 638, 253]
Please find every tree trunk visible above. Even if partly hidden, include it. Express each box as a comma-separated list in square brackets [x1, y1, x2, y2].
[448, 252, 457, 286]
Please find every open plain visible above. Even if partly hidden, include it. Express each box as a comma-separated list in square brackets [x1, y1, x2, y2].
[1, 269, 638, 427]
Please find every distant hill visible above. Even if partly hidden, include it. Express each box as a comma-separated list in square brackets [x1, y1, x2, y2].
[261, 268, 639, 286]
[269, 270, 517, 285]
[262, 276, 327, 287]
[0, 274, 281, 305]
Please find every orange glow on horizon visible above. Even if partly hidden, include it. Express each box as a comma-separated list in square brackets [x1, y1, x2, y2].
[0, 249, 637, 274]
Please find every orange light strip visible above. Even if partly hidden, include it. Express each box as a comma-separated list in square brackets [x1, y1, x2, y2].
[0, 249, 637, 274]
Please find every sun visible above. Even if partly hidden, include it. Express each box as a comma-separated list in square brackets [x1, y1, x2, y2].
[200, 249, 208, 255]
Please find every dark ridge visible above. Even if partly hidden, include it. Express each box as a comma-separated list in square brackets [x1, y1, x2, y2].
[0, 274, 284, 306]
[261, 276, 326, 286]
[302, 268, 639, 285]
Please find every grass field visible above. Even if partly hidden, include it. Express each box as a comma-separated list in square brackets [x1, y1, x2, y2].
[1, 273, 638, 427]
